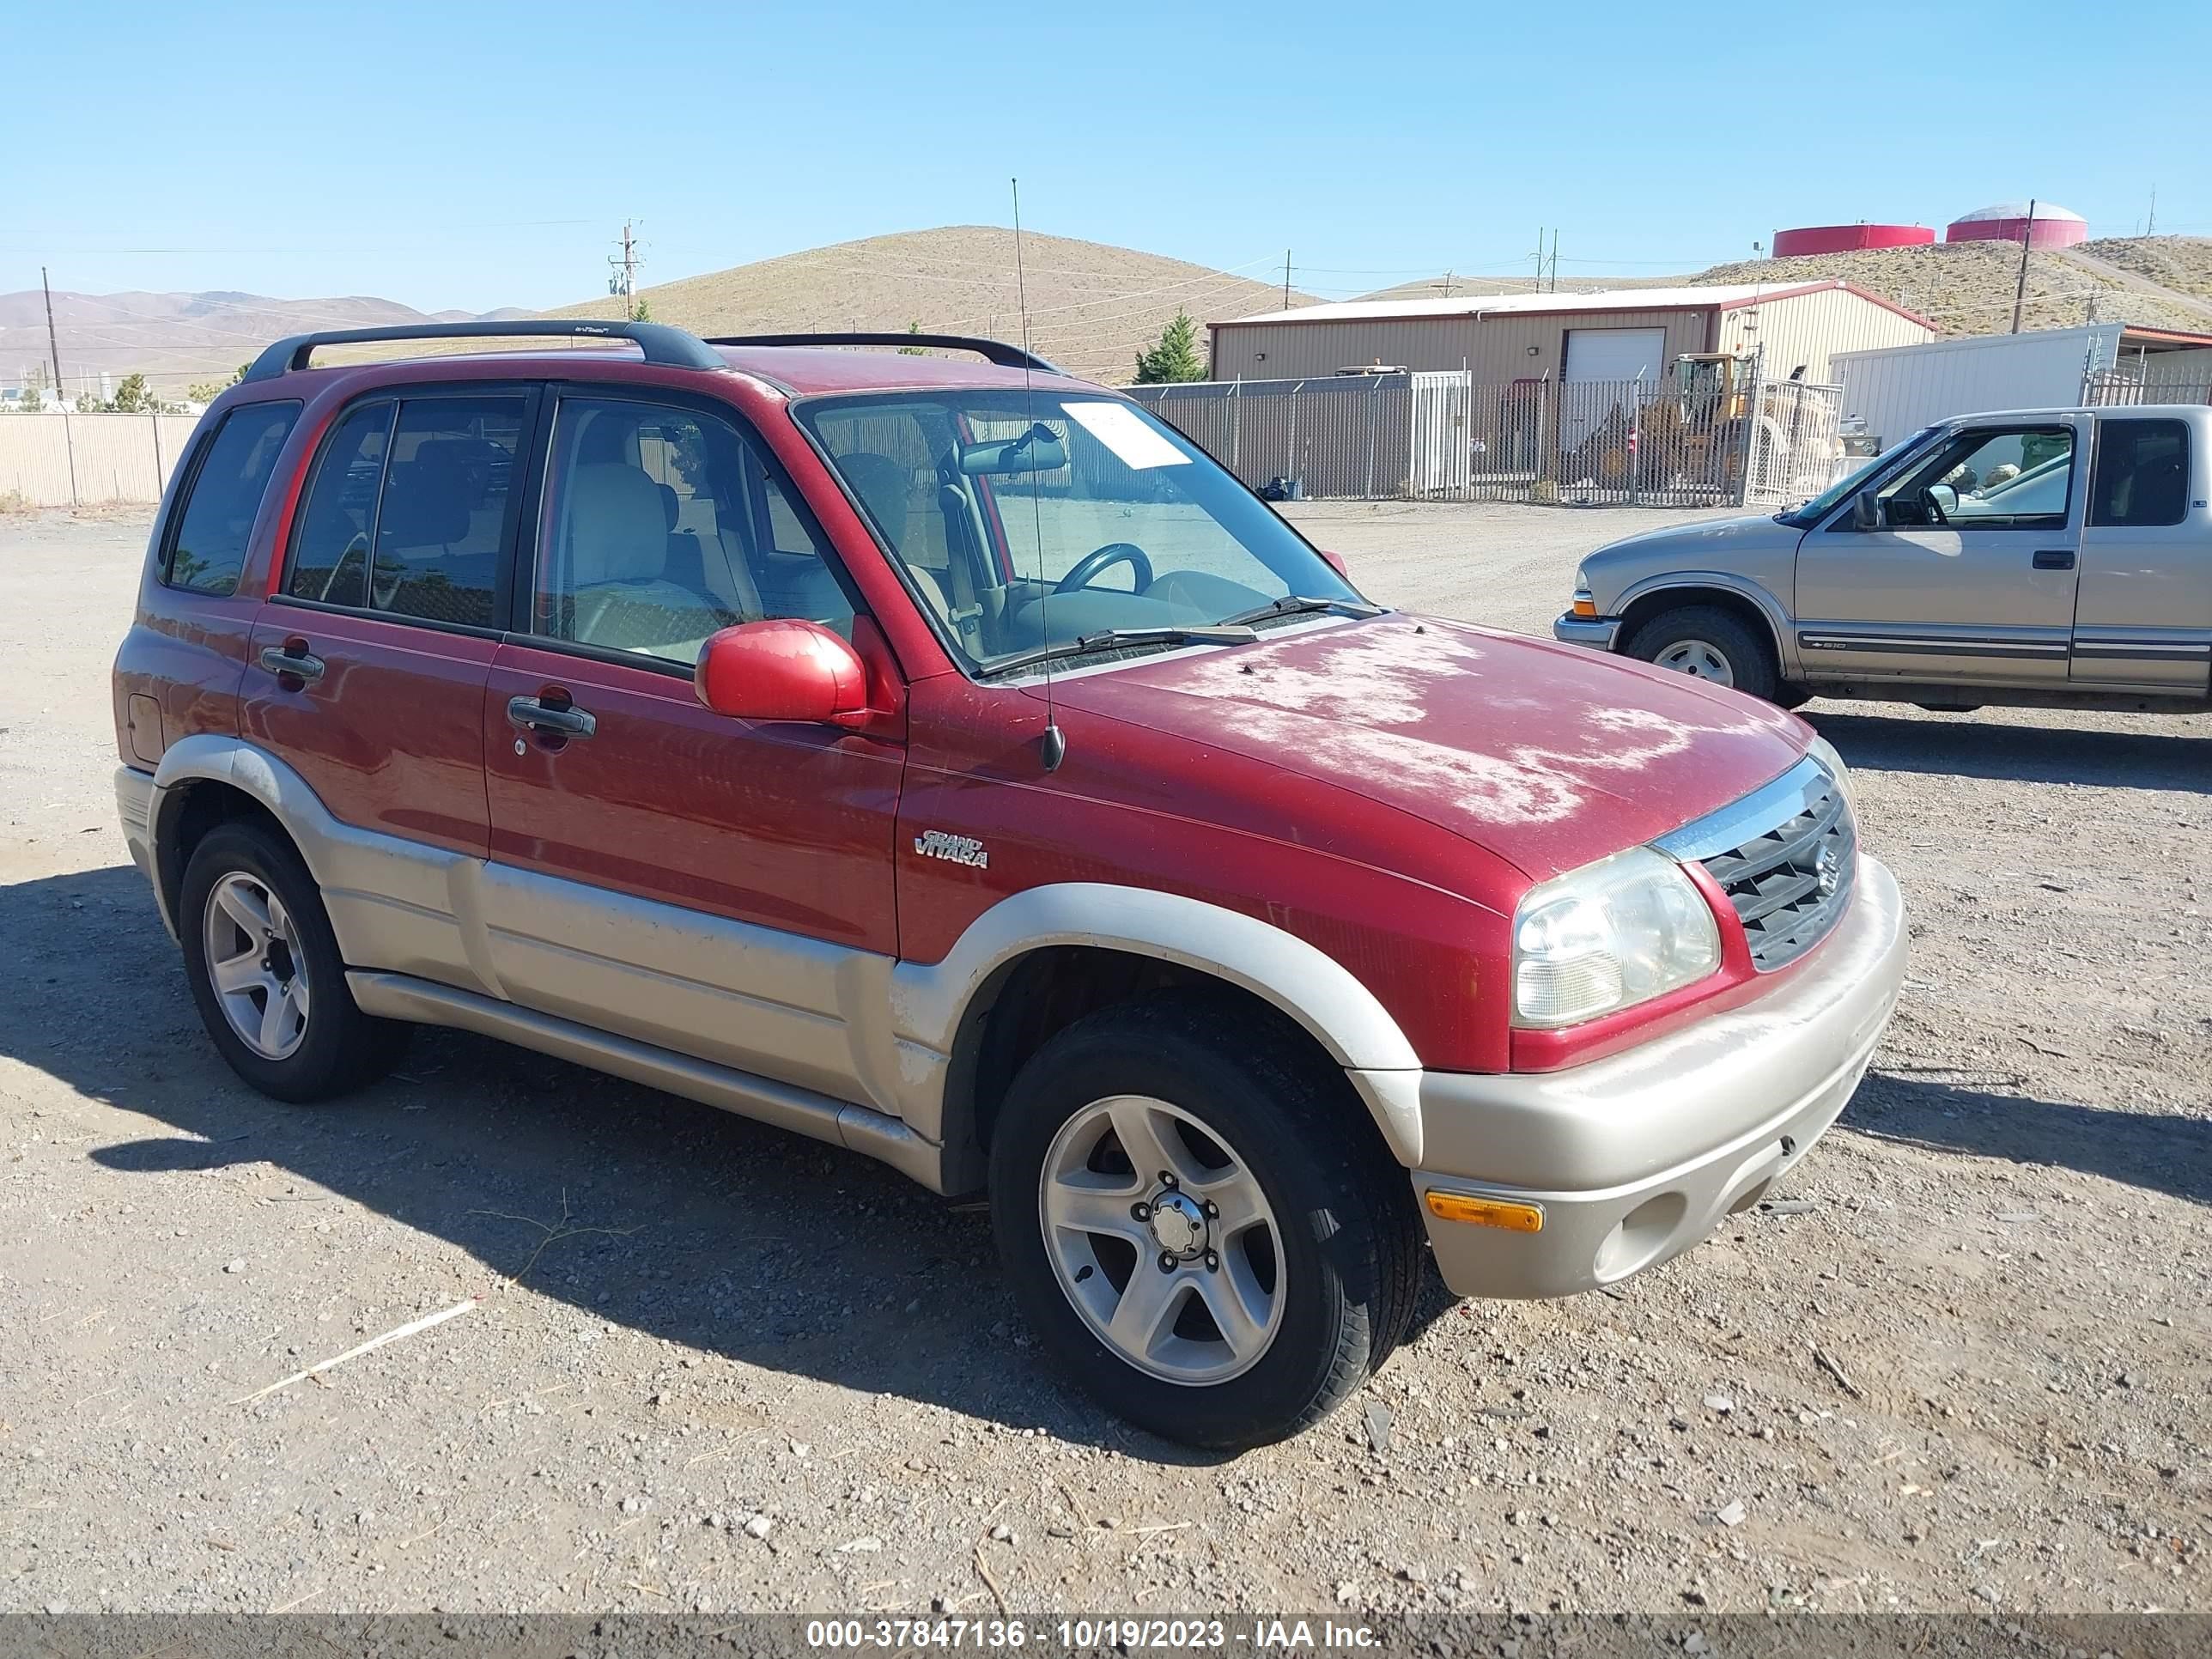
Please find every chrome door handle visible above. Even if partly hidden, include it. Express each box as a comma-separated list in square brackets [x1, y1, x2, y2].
[507, 696, 597, 739]
[258, 643, 326, 683]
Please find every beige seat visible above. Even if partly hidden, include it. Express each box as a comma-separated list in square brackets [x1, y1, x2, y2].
[838, 452, 953, 624]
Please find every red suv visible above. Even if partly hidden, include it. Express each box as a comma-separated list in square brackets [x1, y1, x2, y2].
[113, 321, 1906, 1448]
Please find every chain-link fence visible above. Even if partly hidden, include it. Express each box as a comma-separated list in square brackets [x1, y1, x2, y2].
[1129, 371, 1846, 510]
[2081, 368, 2212, 407]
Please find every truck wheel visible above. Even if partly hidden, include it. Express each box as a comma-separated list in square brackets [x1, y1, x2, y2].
[1626, 605, 1779, 702]
[989, 994, 1422, 1449]
[179, 822, 408, 1103]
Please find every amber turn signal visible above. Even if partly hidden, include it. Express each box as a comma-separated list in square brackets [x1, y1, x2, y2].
[1424, 1190, 1545, 1232]
[1570, 597, 1598, 618]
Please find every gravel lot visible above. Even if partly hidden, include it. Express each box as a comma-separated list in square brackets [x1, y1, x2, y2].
[1, 502, 2206, 1620]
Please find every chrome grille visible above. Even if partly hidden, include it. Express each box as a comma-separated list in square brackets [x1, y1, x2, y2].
[1656, 758, 1857, 974]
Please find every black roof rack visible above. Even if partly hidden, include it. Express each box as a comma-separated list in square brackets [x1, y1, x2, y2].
[704, 332, 1061, 374]
[241, 319, 726, 382]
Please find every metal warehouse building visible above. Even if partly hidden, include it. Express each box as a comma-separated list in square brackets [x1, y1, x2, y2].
[1207, 281, 1933, 386]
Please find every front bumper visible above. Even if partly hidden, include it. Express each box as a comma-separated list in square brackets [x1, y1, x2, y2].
[1551, 612, 1620, 650]
[1412, 852, 1906, 1299]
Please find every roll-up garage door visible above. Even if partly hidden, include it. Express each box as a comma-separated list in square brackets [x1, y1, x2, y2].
[1561, 327, 1668, 451]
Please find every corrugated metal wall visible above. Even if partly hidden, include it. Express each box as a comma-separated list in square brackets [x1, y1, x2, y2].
[1833, 327, 2119, 446]
[1713, 288, 1933, 381]
[0, 414, 202, 506]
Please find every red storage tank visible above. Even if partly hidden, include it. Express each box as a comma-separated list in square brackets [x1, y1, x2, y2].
[1945, 202, 2087, 248]
[1771, 223, 1935, 257]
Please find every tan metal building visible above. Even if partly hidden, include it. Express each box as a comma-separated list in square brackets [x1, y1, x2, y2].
[1208, 281, 1933, 386]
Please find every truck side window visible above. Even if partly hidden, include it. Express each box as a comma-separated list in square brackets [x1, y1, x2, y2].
[161, 401, 302, 596]
[2089, 420, 2190, 529]
[1877, 427, 2073, 531]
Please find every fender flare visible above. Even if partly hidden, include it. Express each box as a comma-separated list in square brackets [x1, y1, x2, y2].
[890, 883, 1427, 1166]
[1613, 572, 1799, 678]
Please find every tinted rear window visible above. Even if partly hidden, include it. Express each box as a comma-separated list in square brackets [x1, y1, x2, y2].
[163, 402, 301, 596]
[286, 393, 526, 629]
[2090, 419, 2191, 528]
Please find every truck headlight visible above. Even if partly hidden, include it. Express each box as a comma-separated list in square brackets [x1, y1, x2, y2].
[1806, 735, 1853, 809]
[1570, 567, 1597, 618]
[1511, 848, 1722, 1028]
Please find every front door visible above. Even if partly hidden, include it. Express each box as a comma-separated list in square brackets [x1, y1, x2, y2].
[2073, 415, 2210, 692]
[1793, 418, 2086, 684]
[479, 390, 904, 1101]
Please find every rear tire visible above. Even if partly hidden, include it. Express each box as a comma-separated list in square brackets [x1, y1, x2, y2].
[1625, 605, 1779, 702]
[989, 994, 1422, 1449]
[179, 822, 408, 1103]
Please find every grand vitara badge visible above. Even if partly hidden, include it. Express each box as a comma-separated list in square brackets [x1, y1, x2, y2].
[914, 830, 989, 870]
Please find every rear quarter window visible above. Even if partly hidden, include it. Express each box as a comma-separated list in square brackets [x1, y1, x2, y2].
[161, 401, 303, 596]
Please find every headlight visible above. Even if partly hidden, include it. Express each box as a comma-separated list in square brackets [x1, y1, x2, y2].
[1806, 735, 1852, 808]
[1511, 847, 1722, 1028]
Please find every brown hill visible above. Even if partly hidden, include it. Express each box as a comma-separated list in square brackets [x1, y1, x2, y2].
[544, 227, 1313, 384]
[1695, 239, 2212, 337]
[2073, 236, 2212, 306]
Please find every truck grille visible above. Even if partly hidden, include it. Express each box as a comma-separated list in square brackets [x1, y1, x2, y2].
[1657, 759, 1857, 973]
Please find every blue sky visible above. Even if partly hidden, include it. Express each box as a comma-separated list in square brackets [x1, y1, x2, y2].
[9, 0, 2207, 313]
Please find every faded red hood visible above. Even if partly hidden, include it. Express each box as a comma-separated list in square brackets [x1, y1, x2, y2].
[1048, 614, 1811, 880]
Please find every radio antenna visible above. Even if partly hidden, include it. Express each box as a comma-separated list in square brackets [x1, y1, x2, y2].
[1012, 176, 1065, 773]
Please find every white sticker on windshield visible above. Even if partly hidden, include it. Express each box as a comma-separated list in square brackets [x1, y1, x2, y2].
[1062, 400, 1190, 471]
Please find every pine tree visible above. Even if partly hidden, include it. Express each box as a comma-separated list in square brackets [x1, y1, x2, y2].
[1133, 310, 1208, 384]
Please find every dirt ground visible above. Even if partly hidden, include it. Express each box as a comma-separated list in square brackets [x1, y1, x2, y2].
[1, 503, 2205, 1619]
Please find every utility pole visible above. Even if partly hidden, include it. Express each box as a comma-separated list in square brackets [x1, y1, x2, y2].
[1534, 228, 1544, 289]
[41, 266, 64, 403]
[2146, 186, 2156, 237]
[608, 221, 642, 320]
[2009, 198, 2036, 334]
[1547, 230, 1559, 294]
[1283, 249, 1291, 310]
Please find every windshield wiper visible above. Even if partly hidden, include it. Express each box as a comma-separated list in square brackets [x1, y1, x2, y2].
[983, 624, 1259, 678]
[1219, 593, 1385, 628]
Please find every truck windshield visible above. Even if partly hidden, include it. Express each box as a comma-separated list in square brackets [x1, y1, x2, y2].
[1776, 426, 1938, 527]
[797, 391, 1367, 675]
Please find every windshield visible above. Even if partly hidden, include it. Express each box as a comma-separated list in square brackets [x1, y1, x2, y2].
[797, 391, 1365, 674]
[1776, 425, 1939, 526]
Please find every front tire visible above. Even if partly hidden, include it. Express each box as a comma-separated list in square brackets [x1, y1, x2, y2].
[989, 995, 1422, 1449]
[1625, 604, 1779, 702]
[179, 822, 407, 1103]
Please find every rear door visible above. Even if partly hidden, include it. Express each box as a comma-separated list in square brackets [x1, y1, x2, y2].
[242, 385, 539, 982]
[477, 388, 904, 1099]
[2072, 415, 2210, 691]
[1793, 417, 2085, 684]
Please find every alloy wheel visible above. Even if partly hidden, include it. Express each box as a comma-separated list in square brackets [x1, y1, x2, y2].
[1654, 638, 1736, 686]
[202, 871, 312, 1060]
[1036, 1094, 1285, 1385]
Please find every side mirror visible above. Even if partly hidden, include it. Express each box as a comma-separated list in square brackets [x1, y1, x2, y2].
[1851, 490, 1880, 531]
[1318, 549, 1350, 579]
[695, 619, 869, 726]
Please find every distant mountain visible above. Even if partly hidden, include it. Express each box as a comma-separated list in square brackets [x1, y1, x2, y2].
[0, 289, 533, 395]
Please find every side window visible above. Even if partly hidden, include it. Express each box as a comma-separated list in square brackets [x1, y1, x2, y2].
[2090, 420, 2191, 529]
[163, 401, 301, 596]
[532, 398, 852, 667]
[285, 393, 526, 627]
[1879, 427, 2074, 530]
[288, 401, 393, 607]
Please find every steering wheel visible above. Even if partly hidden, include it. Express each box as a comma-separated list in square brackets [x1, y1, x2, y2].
[1055, 541, 1153, 595]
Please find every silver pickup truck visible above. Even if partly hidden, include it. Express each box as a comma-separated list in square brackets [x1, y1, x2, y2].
[1555, 404, 2210, 714]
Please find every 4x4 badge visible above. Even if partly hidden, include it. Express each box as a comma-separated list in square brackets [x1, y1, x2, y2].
[914, 830, 989, 870]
